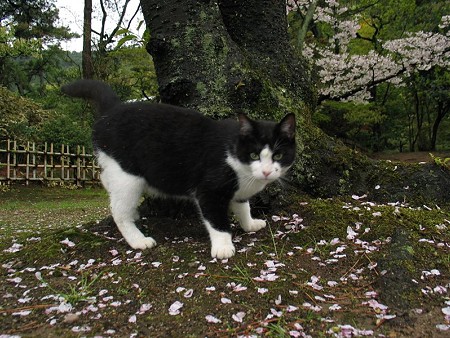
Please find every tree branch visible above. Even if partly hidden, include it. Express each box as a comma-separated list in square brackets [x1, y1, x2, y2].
[126, 3, 141, 31]
[97, 0, 131, 52]
[296, 0, 318, 52]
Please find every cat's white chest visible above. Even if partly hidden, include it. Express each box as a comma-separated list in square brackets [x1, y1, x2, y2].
[233, 178, 269, 201]
[226, 153, 272, 201]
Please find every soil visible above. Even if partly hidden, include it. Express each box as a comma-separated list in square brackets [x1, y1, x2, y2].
[369, 151, 450, 163]
[1, 173, 449, 337]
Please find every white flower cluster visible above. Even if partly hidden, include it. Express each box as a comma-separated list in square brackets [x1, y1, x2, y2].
[292, 0, 450, 102]
[383, 31, 450, 72]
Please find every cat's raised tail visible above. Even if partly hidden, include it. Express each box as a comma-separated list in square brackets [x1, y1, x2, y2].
[61, 79, 121, 115]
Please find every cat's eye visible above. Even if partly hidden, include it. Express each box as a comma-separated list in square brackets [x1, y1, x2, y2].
[250, 153, 260, 160]
[273, 153, 283, 161]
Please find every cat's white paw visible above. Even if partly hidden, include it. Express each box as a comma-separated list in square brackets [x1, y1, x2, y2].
[211, 242, 236, 259]
[241, 219, 266, 232]
[128, 236, 157, 250]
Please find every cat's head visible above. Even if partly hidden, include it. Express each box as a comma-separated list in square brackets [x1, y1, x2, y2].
[234, 113, 296, 182]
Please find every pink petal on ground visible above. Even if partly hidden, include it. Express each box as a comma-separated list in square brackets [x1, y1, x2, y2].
[60, 238, 75, 247]
[168, 301, 183, 315]
[205, 315, 222, 323]
[232, 311, 246, 323]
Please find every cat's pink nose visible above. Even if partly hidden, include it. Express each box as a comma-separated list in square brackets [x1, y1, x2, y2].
[263, 170, 272, 178]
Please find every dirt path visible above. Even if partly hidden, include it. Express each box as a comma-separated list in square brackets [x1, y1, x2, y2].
[370, 151, 450, 163]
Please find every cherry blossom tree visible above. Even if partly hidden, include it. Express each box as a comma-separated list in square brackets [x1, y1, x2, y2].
[289, 1, 450, 101]
[289, 0, 450, 150]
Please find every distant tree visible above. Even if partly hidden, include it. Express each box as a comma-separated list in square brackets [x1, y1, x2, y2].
[0, 0, 73, 42]
[82, 0, 142, 80]
[83, 0, 94, 79]
[0, 0, 76, 94]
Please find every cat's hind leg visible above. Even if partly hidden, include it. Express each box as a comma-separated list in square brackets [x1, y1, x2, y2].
[230, 200, 266, 232]
[98, 152, 156, 250]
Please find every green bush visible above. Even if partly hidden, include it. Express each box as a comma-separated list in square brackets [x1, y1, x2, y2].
[0, 86, 49, 142]
[39, 115, 93, 151]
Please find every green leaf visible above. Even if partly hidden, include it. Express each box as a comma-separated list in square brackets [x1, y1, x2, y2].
[114, 28, 131, 36]
[116, 35, 136, 49]
[137, 20, 145, 31]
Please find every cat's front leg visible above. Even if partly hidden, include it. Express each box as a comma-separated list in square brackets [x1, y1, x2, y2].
[230, 200, 266, 232]
[203, 220, 235, 259]
[197, 197, 235, 259]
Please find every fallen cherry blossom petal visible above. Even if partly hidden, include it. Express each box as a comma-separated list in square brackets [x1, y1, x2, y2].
[227, 282, 247, 292]
[346, 226, 357, 240]
[184, 289, 194, 298]
[286, 305, 298, 312]
[270, 308, 283, 317]
[71, 325, 91, 333]
[327, 280, 338, 287]
[35, 272, 43, 282]
[138, 303, 152, 314]
[232, 311, 246, 323]
[168, 301, 183, 315]
[365, 299, 388, 312]
[205, 315, 222, 323]
[329, 304, 342, 311]
[436, 324, 450, 331]
[275, 295, 282, 305]
[7, 277, 22, 284]
[60, 238, 75, 247]
[12, 310, 32, 316]
[3, 243, 23, 253]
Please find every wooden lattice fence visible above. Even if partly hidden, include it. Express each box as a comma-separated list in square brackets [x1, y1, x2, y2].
[0, 140, 100, 185]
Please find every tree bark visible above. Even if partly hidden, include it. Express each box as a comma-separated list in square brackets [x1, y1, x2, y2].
[430, 101, 448, 151]
[82, 0, 94, 79]
[140, 0, 450, 205]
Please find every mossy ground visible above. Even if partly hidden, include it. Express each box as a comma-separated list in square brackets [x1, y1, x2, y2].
[1, 185, 449, 337]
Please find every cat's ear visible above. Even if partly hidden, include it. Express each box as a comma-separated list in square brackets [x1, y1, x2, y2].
[238, 113, 253, 136]
[279, 113, 296, 140]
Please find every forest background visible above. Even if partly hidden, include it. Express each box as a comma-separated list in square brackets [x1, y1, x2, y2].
[1, 0, 450, 155]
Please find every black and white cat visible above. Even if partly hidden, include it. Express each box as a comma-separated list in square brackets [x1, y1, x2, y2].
[62, 80, 296, 259]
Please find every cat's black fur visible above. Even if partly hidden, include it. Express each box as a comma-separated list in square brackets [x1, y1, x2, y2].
[62, 79, 296, 258]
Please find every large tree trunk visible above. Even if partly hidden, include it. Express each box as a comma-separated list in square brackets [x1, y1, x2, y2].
[140, 0, 450, 205]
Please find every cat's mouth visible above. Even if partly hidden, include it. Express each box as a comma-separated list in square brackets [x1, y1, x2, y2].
[255, 169, 281, 182]
[256, 174, 278, 182]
